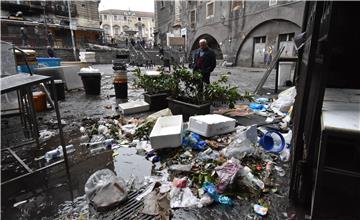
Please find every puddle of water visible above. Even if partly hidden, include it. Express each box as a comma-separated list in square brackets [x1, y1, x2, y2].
[113, 147, 153, 185]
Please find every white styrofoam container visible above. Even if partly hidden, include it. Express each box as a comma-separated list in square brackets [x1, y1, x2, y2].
[188, 114, 236, 137]
[118, 100, 150, 115]
[150, 115, 183, 149]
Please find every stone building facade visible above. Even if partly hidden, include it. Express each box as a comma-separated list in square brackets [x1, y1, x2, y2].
[99, 9, 154, 45]
[0, 0, 102, 49]
[154, 0, 305, 67]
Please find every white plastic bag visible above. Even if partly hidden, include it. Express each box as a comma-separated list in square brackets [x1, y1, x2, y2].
[271, 86, 296, 113]
[84, 169, 127, 211]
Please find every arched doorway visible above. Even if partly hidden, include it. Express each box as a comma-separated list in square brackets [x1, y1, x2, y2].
[235, 19, 300, 67]
[191, 34, 223, 59]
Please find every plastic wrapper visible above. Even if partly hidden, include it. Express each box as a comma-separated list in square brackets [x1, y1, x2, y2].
[202, 182, 233, 206]
[215, 159, 242, 193]
[169, 177, 200, 208]
[84, 169, 128, 211]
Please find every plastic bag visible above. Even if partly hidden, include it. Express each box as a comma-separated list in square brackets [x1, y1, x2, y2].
[202, 182, 233, 206]
[84, 169, 128, 211]
[182, 132, 207, 151]
[222, 126, 257, 159]
[271, 86, 296, 113]
[169, 177, 200, 208]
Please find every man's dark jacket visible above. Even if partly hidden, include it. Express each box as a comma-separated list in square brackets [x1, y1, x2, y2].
[193, 48, 216, 83]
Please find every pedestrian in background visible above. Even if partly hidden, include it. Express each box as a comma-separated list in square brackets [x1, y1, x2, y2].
[192, 39, 216, 84]
[47, 46, 55, 57]
[48, 31, 54, 47]
[20, 27, 28, 47]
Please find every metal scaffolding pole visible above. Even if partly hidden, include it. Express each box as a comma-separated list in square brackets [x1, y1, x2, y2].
[67, 0, 77, 61]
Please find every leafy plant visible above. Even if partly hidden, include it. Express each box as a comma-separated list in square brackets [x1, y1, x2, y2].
[169, 66, 253, 107]
[132, 68, 173, 95]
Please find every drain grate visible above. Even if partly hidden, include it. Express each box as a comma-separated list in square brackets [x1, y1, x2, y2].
[93, 188, 156, 220]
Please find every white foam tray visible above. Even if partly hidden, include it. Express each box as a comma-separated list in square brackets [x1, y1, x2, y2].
[188, 114, 236, 137]
[150, 115, 183, 149]
[118, 100, 150, 115]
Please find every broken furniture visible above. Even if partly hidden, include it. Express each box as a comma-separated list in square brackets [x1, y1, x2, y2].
[0, 73, 72, 197]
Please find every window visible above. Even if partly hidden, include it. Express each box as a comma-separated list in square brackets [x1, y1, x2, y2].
[206, 1, 214, 19]
[254, 36, 266, 43]
[232, 0, 244, 11]
[190, 9, 196, 28]
[124, 16, 127, 21]
[114, 26, 119, 35]
[103, 25, 110, 35]
[279, 33, 295, 42]
[279, 33, 295, 57]
[269, 0, 277, 7]
[123, 25, 129, 31]
[114, 15, 117, 21]
[103, 15, 107, 20]
[138, 17, 141, 21]
[161, 1, 165, 8]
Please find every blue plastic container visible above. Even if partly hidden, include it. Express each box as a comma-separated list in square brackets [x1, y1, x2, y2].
[259, 131, 285, 153]
[36, 57, 62, 67]
[17, 64, 37, 73]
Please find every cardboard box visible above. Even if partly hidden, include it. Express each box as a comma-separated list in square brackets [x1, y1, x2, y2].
[188, 114, 236, 137]
[150, 115, 183, 149]
[118, 100, 150, 115]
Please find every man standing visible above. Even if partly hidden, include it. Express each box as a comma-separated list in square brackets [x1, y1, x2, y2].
[20, 27, 28, 47]
[192, 39, 216, 84]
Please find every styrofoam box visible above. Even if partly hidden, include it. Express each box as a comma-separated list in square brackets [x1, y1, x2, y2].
[188, 114, 236, 137]
[150, 115, 183, 149]
[118, 100, 150, 115]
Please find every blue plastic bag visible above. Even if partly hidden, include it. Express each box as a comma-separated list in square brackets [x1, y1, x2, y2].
[202, 182, 233, 206]
[182, 132, 207, 151]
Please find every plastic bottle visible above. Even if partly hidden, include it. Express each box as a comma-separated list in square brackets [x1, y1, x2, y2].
[240, 166, 265, 190]
[44, 144, 75, 162]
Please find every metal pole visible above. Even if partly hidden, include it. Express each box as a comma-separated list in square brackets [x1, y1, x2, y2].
[67, 0, 77, 61]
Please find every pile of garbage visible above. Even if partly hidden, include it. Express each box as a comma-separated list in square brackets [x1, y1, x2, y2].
[53, 87, 297, 219]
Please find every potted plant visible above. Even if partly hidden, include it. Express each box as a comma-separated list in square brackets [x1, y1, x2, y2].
[133, 68, 172, 111]
[167, 66, 253, 121]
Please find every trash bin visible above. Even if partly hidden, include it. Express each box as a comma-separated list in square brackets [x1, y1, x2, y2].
[113, 67, 127, 99]
[78, 72, 102, 95]
[32, 91, 47, 112]
[46, 80, 65, 101]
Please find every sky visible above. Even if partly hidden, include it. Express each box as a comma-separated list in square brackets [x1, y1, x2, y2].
[99, 0, 155, 12]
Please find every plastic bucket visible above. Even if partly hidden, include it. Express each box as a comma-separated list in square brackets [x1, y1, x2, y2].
[78, 72, 101, 95]
[33, 91, 47, 112]
[259, 131, 285, 153]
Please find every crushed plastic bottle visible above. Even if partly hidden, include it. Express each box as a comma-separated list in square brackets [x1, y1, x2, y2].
[44, 144, 75, 162]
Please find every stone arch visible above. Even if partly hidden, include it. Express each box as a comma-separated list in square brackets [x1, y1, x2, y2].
[235, 19, 300, 67]
[190, 34, 223, 59]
